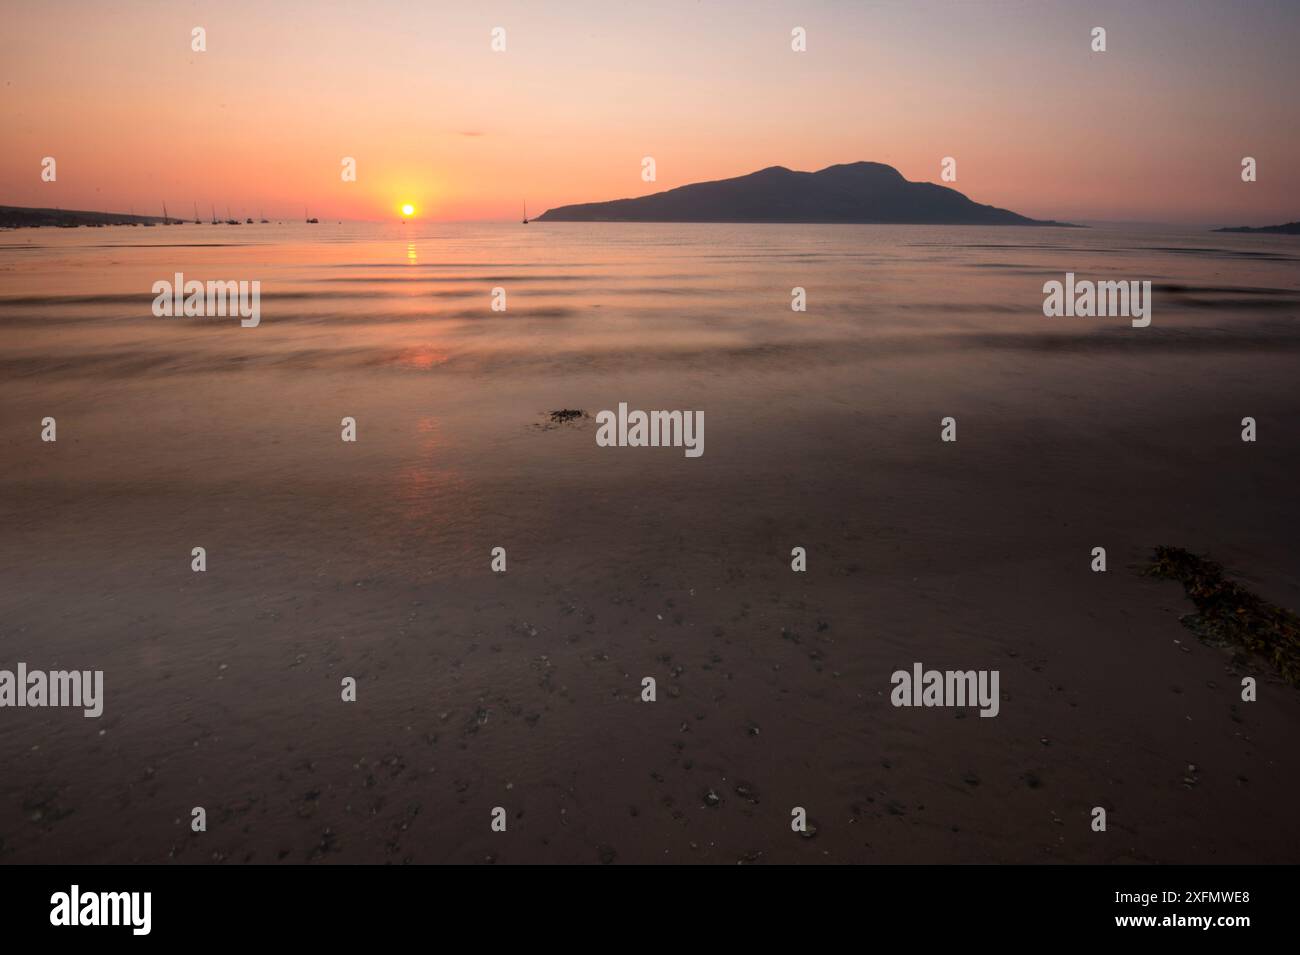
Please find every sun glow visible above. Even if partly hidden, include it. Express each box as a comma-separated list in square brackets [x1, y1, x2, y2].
[401, 203, 415, 217]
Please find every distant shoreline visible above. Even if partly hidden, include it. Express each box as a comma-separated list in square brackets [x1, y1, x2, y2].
[531, 216, 1085, 227]
[1214, 221, 1300, 235]
[3, 203, 1294, 232]
[0, 206, 168, 229]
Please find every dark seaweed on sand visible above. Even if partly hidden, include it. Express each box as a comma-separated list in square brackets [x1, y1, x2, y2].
[548, 409, 586, 423]
[1146, 545, 1300, 687]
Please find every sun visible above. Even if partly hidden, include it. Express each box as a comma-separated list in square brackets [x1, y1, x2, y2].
[401, 203, 415, 217]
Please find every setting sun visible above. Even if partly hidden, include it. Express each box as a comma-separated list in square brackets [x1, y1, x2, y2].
[401, 203, 415, 217]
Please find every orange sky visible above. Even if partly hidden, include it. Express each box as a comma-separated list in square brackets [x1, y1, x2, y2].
[2, 0, 1297, 224]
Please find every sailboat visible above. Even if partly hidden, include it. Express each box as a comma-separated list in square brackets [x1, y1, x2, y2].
[522, 201, 529, 225]
[225, 206, 240, 226]
[260, 211, 269, 223]
[193, 202, 201, 225]
[163, 201, 181, 225]
[211, 205, 219, 225]
[305, 206, 319, 224]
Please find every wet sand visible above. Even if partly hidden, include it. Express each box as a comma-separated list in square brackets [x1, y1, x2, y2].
[1, 223, 1298, 863]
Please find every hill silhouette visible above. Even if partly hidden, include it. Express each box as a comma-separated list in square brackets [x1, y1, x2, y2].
[1214, 221, 1300, 235]
[537, 162, 1073, 225]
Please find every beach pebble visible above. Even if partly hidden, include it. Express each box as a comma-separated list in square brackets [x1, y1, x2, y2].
[733, 781, 760, 803]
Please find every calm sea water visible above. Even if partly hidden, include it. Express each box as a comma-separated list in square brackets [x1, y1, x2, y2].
[2, 221, 1298, 570]
[3, 221, 1297, 380]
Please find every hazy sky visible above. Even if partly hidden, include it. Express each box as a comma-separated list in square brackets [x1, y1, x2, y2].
[2, 0, 1296, 223]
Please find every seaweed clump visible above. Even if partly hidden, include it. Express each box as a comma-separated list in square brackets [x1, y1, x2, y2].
[534, 409, 590, 432]
[1146, 545, 1300, 687]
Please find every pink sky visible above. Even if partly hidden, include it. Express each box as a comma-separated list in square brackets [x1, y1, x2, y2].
[2, 0, 1296, 224]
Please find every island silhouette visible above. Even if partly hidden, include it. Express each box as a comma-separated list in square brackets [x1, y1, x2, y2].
[537, 161, 1076, 225]
[1214, 221, 1300, 235]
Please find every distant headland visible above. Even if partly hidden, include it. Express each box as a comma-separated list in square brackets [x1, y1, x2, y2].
[536, 162, 1078, 226]
[0, 205, 166, 229]
[1213, 221, 1300, 235]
